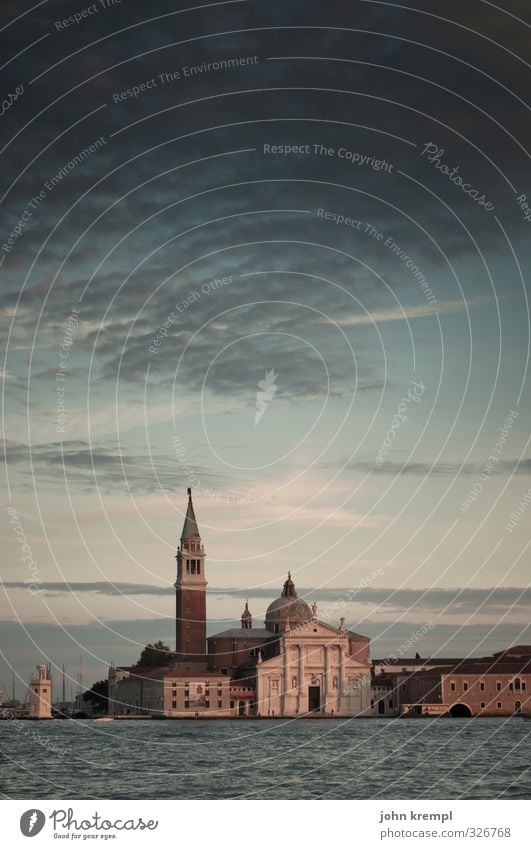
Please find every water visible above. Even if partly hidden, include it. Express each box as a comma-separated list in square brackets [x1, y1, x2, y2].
[0, 717, 529, 799]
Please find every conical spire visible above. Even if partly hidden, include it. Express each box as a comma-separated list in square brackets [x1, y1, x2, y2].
[241, 600, 252, 629]
[181, 488, 201, 540]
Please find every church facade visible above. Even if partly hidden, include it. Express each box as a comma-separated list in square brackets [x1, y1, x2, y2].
[108, 490, 371, 718]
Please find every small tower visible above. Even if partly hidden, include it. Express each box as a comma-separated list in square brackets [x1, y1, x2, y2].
[28, 664, 52, 719]
[174, 489, 207, 657]
[241, 601, 252, 629]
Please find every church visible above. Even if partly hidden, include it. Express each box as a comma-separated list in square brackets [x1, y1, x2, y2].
[108, 490, 372, 718]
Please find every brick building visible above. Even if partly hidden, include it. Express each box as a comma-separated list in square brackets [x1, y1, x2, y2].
[371, 646, 531, 717]
[441, 655, 530, 717]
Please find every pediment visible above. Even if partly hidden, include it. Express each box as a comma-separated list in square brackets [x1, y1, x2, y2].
[284, 618, 348, 639]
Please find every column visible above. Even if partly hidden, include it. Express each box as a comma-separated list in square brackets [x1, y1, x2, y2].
[339, 644, 346, 713]
[324, 644, 331, 713]
[282, 645, 289, 715]
[298, 644, 305, 713]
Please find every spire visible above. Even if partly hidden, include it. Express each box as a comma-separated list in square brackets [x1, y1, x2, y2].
[181, 488, 201, 541]
[175, 489, 207, 656]
[241, 600, 252, 629]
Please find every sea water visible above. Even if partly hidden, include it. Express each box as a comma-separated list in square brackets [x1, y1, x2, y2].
[0, 717, 529, 800]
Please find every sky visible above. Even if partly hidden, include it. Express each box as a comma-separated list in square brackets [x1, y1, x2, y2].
[1, 0, 530, 700]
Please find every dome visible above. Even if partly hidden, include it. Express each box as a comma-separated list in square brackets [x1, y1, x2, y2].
[265, 573, 312, 633]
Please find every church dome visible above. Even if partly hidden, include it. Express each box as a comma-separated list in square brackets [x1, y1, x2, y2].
[265, 573, 312, 633]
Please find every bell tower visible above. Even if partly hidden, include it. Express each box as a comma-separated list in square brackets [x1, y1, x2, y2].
[174, 489, 207, 657]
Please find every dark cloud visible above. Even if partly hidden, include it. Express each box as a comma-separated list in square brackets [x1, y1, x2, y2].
[0, 438, 233, 493]
[4, 580, 530, 614]
[330, 458, 531, 476]
[2, 580, 173, 597]
[2, 0, 529, 406]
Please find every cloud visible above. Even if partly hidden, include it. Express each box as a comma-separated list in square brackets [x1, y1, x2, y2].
[2, 581, 173, 597]
[329, 459, 531, 477]
[4, 581, 530, 614]
[323, 295, 496, 327]
[0, 438, 233, 493]
[3, 0, 526, 410]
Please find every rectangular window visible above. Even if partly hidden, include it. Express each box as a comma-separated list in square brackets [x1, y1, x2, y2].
[43, 688, 47, 693]
[463, 682, 468, 691]
[450, 681, 456, 692]
[184, 700, 189, 708]
[497, 702, 502, 709]
[218, 700, 222, 709]
[522, 682, 526, 691]
[496, 681, 501, 691]
[509, 681, 514, 690]
[479, 682, 484, 691]
[205, 700, 210, 708]
[172, 700, 177, 709]
[230, 701, 235, 708]
[292, 677, 297, 689]
[480, 702, 485, 709]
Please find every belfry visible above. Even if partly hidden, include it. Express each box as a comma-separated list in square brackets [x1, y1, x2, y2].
[174, 488, 207, 657]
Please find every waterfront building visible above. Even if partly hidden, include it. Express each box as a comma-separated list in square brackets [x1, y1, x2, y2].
[28, 664, 52, 719]
[251, 576, 371, 716]
[109, 490, 372, 717]
[372, 646, 531, 717]
[440, 653, 530, 717]
[108, 663, 232, 717]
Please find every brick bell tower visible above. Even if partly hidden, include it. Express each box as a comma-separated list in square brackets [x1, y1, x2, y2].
[174, 489, 207, 658]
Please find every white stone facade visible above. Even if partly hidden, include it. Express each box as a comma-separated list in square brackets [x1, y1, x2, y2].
[256, 619, 371, 717]
[28, 664, 52, 719]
